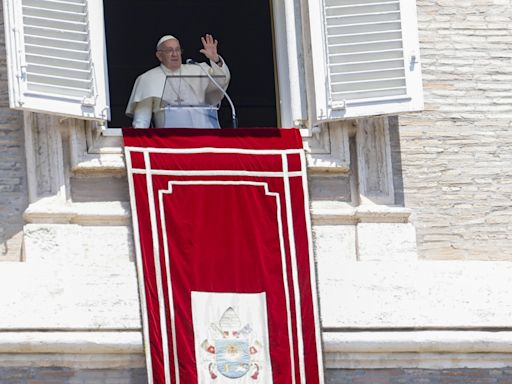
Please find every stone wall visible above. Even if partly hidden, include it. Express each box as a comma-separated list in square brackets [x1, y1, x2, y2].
[0, 367, 147, 384]
[326, 368, 512, 383]
[1, 367, 512, 383]
[0, 1, 27, 262]
[398, 0, 512, 260]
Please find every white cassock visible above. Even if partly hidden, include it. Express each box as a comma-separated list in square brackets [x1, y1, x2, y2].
[126, 58, 230, 128]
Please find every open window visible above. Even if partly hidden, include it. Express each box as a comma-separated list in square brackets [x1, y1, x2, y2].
[2, 0, 423, 128]
[307, 0, 423, 121]
[102, 0, 278, 128]
[3, 0, 279, 128]
[3, 0, 109, 121]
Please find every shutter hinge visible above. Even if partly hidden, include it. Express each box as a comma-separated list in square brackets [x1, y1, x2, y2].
[409, 50, 419, 67]
[82, 96, 96, 107]
[100, 106, 110, 121]
[293, 119, 308, 129]
[17, 65, 27, 81]
[332, 100, 346, 110]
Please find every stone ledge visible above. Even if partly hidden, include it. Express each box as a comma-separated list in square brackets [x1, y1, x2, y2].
[71, 150, 353, 175]
[0, 353, 145, 369]
[0, 332, 142, 354]
[23, 199, 131, 225]
[1, 331, 512, 370]
[312, 205, 412, 224]
[72, 153, 126, 174]
[323, 331, 512, 369]
[71, 129, 125, 174]
[72, 150, 352, 175]
[324, 351, 512, 369]
[323, 331, 512, 353]
[73, 128, 352, 174]
[306, 154, 350, 173]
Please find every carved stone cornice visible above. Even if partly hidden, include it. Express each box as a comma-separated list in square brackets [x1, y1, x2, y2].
[70, 124, 125, 174]
[23, 198, 130, 225]
[303, 122, 350, 173]
[312, 204, 412, 225]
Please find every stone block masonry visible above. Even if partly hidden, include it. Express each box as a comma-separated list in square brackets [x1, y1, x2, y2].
[0, 1, 28, 262]
[326, 369, 512, 384]
[397, 0, 512, 260]
[0, 368, 147, 384]
[1, 367, 512, 383]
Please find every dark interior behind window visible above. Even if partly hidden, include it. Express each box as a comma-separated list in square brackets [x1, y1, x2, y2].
[103, 0, 278, 128]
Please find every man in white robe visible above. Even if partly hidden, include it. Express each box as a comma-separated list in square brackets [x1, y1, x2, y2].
[126, 34, 231, 128]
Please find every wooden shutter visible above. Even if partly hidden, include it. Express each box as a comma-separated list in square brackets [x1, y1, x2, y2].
[3, 0, 110, 121]
[308, 0, 423, 121]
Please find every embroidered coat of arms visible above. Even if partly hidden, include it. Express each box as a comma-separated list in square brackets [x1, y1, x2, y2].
[200, 307, 263, 381]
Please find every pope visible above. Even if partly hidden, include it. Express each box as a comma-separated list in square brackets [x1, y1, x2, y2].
[126, 34, 231, 128]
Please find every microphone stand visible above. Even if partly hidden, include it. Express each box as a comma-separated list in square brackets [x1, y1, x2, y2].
[186, 59, 238, 128]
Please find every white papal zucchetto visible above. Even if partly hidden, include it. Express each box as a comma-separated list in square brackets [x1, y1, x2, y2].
[156, 35, 178, 49]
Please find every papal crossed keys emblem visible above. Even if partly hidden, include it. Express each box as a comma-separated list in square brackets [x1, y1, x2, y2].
[200, 307, 263, 380]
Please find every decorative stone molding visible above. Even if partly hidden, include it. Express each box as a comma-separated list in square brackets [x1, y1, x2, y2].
[23, 112, 67, 203]
[70, 122, 125, 174]
[69, 122, 354, 174]
[0, 332, 143, 354]
[312, 208, 417, 262]
[23, 198, 130, 225]
[324, 331, 512, 353]
[0, 354, 145, 369]
[303, 121, 351, 173]
[356, 117, 395, 205]
[312, 205, 412, 225]
[325, 351, 512, 369]
[2, 331, 512, 370]
[323, 331, 512, 369]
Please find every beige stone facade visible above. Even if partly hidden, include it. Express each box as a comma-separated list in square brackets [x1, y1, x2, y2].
[0, 0, 511, 381]
[398, 0, 512, 260]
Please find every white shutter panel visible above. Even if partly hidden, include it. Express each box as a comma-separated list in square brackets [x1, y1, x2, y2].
[308, 0, 423, 121]
[3, 0, 110, 121]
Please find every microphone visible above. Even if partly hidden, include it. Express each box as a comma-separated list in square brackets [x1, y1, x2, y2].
[186, 58, 238, 128]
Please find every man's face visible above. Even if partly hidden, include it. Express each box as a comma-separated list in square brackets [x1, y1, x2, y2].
[156, 39, 182, 71]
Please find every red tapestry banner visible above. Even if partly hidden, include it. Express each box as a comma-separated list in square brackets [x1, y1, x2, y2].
[123, 128, 324, 384]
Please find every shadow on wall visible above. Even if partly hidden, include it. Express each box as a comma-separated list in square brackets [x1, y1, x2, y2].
[0, 230, 25, 262]
[0, 110, 28, 262]
[388, 115, 405, 207]
[0, 367, 148, 382]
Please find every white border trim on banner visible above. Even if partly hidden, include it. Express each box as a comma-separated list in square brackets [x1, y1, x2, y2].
[124, 147, 154, 384]
[281, 153, 306, 383]
[144, 152, 172, 384]
[125, 147, 304, 155]
[132, 169, 304, 177]
[158, 181, 295, 384]
[157, 190, 181, 384]
[300, 151, 326, 384]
